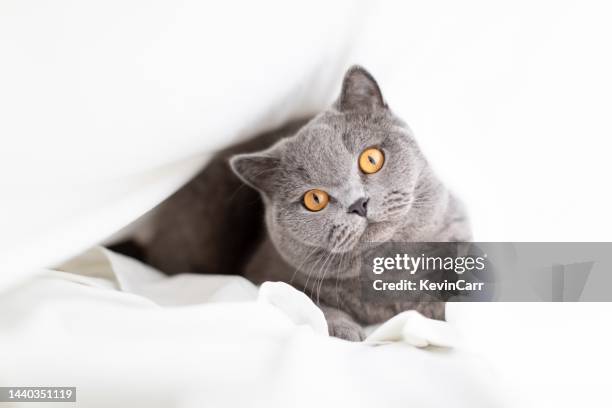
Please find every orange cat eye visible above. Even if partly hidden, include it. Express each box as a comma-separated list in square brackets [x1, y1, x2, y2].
[359, 147, 384, 174]
[303, 189, 329, 212]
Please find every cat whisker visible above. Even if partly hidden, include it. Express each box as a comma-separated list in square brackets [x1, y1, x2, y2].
[335, 251, 346, 309]
[334, 229, 356, 252]
[304, 251, 326, 301]
[316, 251, 335, 305]
[386, 197, 410, 205]
[410, 200, 438, 208]
[327, 224, 339, 242]
[313, 250, 333, 302]
[331, 225, 349, 247]
[386, 204, 409, 212]
[313, 250, 334, 304]
[289, 245, 319, 286]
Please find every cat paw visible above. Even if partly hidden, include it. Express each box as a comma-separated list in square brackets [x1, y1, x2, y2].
[328, 321, 366, 342]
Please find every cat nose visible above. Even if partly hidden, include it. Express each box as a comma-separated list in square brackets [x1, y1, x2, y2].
[348, 197, 368, 217]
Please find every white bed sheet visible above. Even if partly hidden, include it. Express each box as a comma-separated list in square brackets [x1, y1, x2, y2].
[0, 248, 505, 408]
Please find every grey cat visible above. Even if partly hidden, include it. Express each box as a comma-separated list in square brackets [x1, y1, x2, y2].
[143, 66, 471, 341]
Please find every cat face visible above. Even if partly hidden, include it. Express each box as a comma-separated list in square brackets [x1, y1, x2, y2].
[231, 66, 428, 260]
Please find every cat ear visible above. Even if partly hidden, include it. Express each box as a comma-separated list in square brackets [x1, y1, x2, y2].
[230, 151, 280, 195]
[337, 65, 387, 112]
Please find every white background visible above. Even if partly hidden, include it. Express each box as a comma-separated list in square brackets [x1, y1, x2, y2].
[356, 2, 612, 242]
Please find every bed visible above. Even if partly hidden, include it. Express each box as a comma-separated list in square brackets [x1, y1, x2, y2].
[1, 1, 610, 407]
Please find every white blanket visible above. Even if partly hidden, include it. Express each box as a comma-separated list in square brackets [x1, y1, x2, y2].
[0, 0, 370, 289]
[59, 248, 458, 347]
[0, 248, 505, 408]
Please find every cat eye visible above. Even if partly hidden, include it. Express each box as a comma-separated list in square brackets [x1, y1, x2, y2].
[359, 147, 384, 174]
[303, 189, 329, 212]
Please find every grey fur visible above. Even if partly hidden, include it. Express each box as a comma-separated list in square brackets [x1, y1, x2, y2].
[145, 66, 471, 341]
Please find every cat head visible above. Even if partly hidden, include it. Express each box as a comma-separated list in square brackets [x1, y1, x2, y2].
[231, 66, 431, 265]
